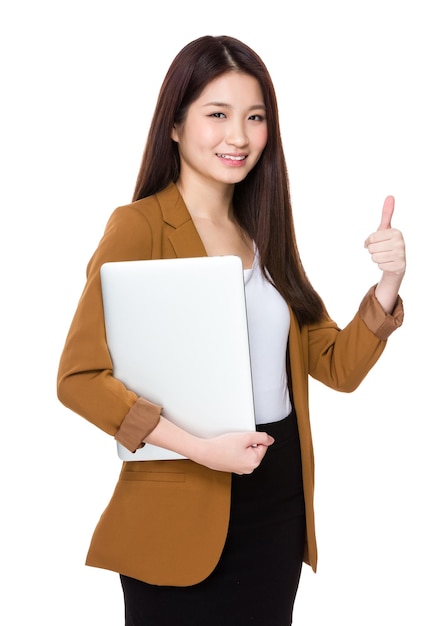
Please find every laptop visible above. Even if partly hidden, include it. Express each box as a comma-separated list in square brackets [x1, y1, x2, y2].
[100, 255, 256, 461]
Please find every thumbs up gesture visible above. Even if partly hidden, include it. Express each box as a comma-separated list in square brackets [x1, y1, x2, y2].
[364, 196, 406, 313]
[365, 196, 406, 276]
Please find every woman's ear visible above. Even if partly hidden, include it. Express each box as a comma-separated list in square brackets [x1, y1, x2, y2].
[171, 125, 179, 143]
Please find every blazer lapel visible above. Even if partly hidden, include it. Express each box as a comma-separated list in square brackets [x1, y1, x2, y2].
[157, 183, 208, 259]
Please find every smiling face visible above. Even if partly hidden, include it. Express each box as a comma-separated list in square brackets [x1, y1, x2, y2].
[171, 72, 268, 192]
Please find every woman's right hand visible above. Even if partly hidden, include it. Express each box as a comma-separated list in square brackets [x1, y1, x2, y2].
[191, 431, 275, 475]
[144, 416, 274, 475]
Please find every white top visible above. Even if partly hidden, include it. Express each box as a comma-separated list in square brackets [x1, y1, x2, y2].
[244, 254, 292, 425]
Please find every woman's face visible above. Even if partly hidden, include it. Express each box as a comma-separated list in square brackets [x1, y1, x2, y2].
[172, 72, 268, 190]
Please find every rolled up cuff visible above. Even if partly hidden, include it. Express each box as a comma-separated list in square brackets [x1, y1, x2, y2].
[358, 285, 404, 341]
[115, 397, 163, 452]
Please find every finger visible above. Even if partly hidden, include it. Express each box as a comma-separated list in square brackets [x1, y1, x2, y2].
[378, 195, 395, 231]
[250, 433, 275, 447]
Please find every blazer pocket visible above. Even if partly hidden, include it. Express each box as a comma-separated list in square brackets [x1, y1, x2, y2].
[120, 469, 186, 483]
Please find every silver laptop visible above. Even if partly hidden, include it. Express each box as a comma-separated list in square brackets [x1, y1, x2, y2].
[100, 255, 256, 461]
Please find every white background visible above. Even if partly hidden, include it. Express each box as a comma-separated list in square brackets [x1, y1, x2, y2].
[1, 1, 441, 624]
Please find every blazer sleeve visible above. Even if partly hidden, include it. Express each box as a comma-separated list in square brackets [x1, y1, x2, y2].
[57, 204, 163, 451]
[307, 285, 404, 392]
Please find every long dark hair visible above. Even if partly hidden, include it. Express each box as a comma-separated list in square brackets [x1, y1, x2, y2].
[133, 35, 326, 326]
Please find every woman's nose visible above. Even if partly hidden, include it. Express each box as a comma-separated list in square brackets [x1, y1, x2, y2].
[225, 120, 249, 147]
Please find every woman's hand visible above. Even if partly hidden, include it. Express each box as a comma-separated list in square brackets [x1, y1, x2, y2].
[144, 415, 274, 474]
[364, 196, 406, 313]
[191, 431, 275, 475]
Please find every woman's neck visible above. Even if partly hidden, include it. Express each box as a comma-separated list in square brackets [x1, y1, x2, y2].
[175, 179, 253, 268]
[175, 178, 234, 224]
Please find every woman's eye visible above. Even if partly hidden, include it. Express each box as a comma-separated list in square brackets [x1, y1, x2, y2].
[210, 112, 226, 119]
[249, 114, 265, 121]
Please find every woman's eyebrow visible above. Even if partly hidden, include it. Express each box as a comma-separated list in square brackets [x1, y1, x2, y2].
[202, 101, 266, 110]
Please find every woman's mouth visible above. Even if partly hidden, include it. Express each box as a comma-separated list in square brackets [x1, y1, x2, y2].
[216, 153, 246, 161]
[216, 153, 247, 167]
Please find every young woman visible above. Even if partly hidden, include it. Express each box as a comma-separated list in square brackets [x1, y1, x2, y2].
[57, 35, 406, 625]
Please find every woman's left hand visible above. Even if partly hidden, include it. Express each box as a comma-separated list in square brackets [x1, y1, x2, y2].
[364, 196, 406, 313]
[364, 195, 406, 276]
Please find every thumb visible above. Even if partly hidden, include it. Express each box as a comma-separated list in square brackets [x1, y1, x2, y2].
[378, 195, 395, 231]
[250, 432, 275, 448]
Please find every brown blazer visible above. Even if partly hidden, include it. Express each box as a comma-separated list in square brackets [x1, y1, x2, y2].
[57, 182, 404, 586]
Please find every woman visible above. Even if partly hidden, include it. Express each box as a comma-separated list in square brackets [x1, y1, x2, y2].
[57, 35, 405, 625]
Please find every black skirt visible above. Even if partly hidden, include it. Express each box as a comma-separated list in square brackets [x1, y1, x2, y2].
[121, 409, 306, 626]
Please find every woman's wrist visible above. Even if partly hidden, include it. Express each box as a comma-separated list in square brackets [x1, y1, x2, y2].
[143, 415, 205, 460]
[375, 271, 405, 314]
